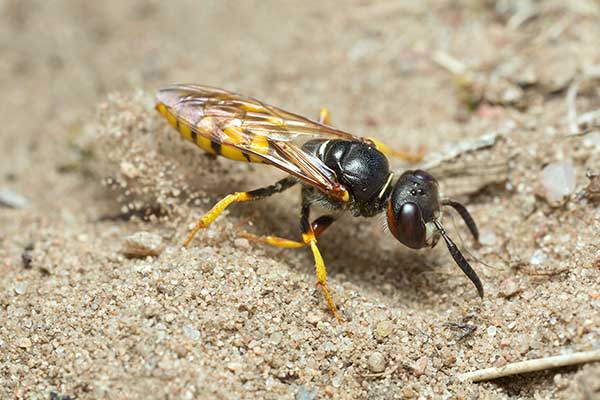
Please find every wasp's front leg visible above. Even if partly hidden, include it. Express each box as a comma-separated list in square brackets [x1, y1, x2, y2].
[318, 107, 332, 125]
[366, 137, 426, 163]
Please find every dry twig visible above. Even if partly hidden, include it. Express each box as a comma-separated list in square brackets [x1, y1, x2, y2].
[459, 349, 600, 382]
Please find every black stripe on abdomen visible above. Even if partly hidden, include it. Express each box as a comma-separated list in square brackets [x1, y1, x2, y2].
[210, 140, 222, 155]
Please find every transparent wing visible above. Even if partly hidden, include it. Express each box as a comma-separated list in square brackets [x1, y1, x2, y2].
[156, 84, 360, 200]
[156, 84, 360, 141]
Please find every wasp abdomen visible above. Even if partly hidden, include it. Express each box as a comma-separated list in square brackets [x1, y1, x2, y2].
[156, 101, 270, 163]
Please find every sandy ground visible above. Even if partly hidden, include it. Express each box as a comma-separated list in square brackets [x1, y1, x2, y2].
[1, 1, 599, 399]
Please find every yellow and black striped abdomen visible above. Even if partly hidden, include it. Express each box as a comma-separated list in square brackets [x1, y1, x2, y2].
[156, 102, 269, 164]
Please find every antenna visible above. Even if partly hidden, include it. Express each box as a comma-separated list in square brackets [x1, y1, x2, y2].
[442, 200, 479, 241]
[434, 220, 484, 298]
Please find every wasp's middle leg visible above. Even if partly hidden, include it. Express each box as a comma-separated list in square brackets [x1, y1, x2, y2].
[241, 215, 336, 248]
[299, 198, 343, 322]
[183, 176, 297, 247]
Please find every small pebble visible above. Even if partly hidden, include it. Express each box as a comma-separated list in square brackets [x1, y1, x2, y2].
[306, 313, 321, 325]
[183, 325, 200, 341]
[413, 356, 428, 377]
[402, 387, 417, 398]
[520, 194, 536, 217]
[553, 373, 569, 390]
[16, 337, 32, 349]
[530, 249, 547, 266]
[585, 170, 600, 197]
[368, 351, 386, 373]
[331, 370, 344, 388]
[494, 356, 507, 368]
[226, 362, 242, 372]
[375, 320, 393, 339]
[539, 161, 576, 204]
[0, 188, 30, 208]
[487, 326, 497, 337]
[174, 344, 188, 358]
[234, 238, 250, 249]
[295, 385, 318, 400]
[13, 281, 28, 295]
[269, 332, 283, 345]
[119, 160, 139, 178]
[499, 278, 520, 297]
[121, 231, 163, 258]
[478, 230, 497, 246]
[49, 392, 75, 400]
[501, 84, 524, 105]
[324, 386, 335, 397]
[164, 313, 176, 323]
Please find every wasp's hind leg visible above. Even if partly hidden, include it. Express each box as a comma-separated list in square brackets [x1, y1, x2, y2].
[183, 176, 297, 247]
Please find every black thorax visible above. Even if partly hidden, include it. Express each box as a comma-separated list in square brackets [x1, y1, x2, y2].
[302, 139, 393, 217]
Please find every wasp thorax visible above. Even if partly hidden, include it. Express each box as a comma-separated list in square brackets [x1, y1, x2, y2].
[386, 170, 442, 249]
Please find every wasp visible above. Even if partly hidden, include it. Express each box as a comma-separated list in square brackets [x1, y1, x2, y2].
[155, 84, 483, 321]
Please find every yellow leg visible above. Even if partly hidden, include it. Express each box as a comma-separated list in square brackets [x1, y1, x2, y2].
[241, 232, 342, 321]
[242, 216, 342, 321]
[241, 232, 306, 248]
[317, 108, 423, 163]
[319, 107, 331, 125]
[245, 231, 342, 321]
[241, 214, 335, 249]
[367, 137, 426, 163]
[303, 231, 343, 322]
[183, 192, 251, 247]
[183, 177, 298, 247]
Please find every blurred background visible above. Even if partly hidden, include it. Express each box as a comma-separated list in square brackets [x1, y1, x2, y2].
[1, 1, 599, 398]
[2, 0, 599, 169]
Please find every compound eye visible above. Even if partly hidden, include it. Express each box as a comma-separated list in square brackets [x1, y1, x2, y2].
[389, 202, 427, 249]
